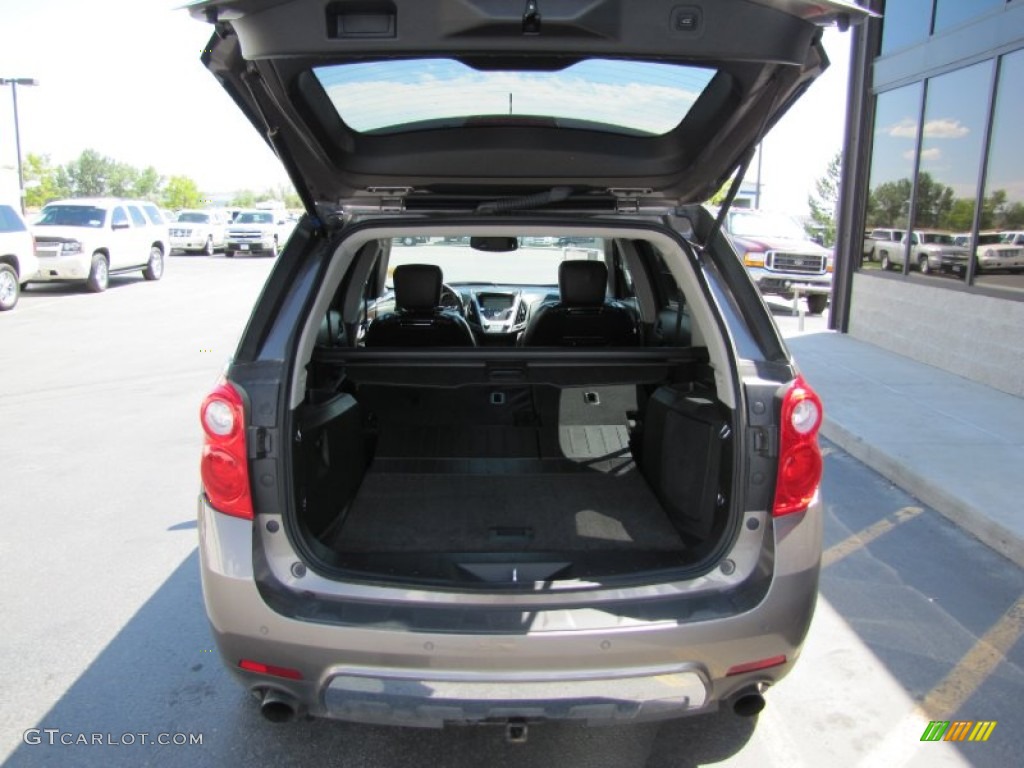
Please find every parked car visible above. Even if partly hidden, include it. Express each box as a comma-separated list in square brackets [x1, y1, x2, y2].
[31, 198, 167, 292]
[224, 209, 292, 257]
[392, 235, 427, 246]
[170, 209, 230, 255]
[953, 231, 1024, 274]
[863, 227, 905, 266]
[882, 230, 969, 276]
[0, 203, 39, 311]
[191, 0, 865, 731]
[718, 208, 833, 315]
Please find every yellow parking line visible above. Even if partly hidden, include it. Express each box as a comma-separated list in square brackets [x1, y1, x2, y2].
[920, 593, 1024, 719]
[821, 506, 923, 568]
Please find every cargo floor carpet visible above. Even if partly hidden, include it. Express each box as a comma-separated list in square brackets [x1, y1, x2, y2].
[332, 468, 685, 553]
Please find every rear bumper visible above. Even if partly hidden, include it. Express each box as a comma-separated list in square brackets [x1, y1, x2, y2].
[198, 497, 822, 726]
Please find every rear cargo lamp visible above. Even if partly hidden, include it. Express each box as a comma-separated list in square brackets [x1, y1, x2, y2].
[772, 376, 823, 517]
[200, 381, 253, 520]
[238, 659, 303, 680]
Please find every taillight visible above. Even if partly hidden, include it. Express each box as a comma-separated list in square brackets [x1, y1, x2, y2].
[772, 376, 823, 517]
[200, 381, 253, 520]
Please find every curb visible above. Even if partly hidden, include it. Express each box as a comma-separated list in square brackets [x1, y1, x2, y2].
[821, 418, 1024, 570]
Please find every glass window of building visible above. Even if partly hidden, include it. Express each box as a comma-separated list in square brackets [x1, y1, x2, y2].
[910, 61, 993, 281]
[862, 83, 923, 272]
[880, 0, 934, 56]
[976, 48, 1024, 294]
[933, 0, 1005, 35]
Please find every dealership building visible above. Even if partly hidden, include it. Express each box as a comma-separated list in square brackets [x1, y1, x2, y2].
[833, 0, 1024, 397]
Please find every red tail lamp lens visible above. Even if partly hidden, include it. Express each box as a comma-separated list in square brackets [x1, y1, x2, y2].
[199, 382, 253, 520]
[772, 376, 823, 517]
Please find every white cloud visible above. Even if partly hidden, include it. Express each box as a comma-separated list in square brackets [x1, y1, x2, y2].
[911, 147, 942, 162]
[885, 117, 969, 140]
[922, 118, 969, 139]
[886, 118, 919, 138]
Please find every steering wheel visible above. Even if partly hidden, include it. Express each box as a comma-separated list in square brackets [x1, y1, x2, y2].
[439, 283, 466, 316]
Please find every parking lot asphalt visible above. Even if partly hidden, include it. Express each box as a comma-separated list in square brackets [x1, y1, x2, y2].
[1, 251, 1021, 767]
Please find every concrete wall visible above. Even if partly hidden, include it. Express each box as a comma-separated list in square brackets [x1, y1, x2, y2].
[848, 273, 1024, 398]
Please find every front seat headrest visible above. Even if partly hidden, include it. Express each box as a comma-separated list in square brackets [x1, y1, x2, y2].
[558, 260, 607, 306]
[393, 264, 442, 312]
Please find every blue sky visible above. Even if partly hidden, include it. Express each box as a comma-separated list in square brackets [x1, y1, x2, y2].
[0, 0, 852, 215]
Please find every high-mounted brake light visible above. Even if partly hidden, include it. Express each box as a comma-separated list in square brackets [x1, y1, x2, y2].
[200, 381, 253, 519]
[772, 376, 823, 517]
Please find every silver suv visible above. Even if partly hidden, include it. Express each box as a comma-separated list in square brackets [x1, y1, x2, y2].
[191, 0, 865, 731]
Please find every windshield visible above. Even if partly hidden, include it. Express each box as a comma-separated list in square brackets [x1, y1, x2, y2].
[37, 205, 107, 228]
[1001, 232, 1024, 244]
[727, 211, 808, 241]
[234, 212, 273, 224]
[976, 233, 1002, 245]
[314, 58, 716, 136]
[385, 237, 604, 287]
[921, 233, 956, 245]
[178, 212, 211, 223]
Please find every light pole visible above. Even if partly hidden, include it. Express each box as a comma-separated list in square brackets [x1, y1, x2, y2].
[0, 77, 39, 214]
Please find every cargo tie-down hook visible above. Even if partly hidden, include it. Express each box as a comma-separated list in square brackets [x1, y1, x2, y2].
[523, 0, 541, 35]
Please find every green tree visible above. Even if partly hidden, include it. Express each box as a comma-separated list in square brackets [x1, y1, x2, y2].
[232, 188, 256, 208]
[942, 198, 976, 232]
[912, 172, 955, 228]
[106, 161, 139, 198]
[866, 177, 912, 228]
[163, 175, 202, 210]
[807, 150, 841, 247]
[133, 166, 163, 201]
[999, 201, 1024, 229]
[22, 153, 69, 209]
[64, 149, 112, 197]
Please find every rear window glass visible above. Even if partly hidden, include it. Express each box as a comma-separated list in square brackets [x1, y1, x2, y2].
[314, 58, 716, 136]
[386, 237, 603, 286]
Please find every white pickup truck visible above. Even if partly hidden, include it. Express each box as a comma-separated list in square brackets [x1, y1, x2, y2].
[224, 209, 293, 258]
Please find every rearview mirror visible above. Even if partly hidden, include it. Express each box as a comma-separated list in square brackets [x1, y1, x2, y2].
[470, 236, 518, 252]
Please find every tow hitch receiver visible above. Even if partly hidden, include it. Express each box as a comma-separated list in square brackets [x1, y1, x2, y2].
[506, 719, 528, 743]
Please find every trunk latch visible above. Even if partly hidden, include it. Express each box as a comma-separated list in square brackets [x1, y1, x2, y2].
[248, 427, 277, 459]
[522, 0, 541, 35]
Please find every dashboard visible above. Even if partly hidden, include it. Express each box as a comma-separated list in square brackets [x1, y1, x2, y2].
[457, 285, 557, 338]
[366, 283, 559, 344]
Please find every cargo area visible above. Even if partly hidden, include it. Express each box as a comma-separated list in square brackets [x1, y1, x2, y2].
[290, 363, 735, 585]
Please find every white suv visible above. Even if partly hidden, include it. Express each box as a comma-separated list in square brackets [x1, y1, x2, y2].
[170, 209, 230, 255]
[0, 203, 38, 311]
[31, 198, 168, 292]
